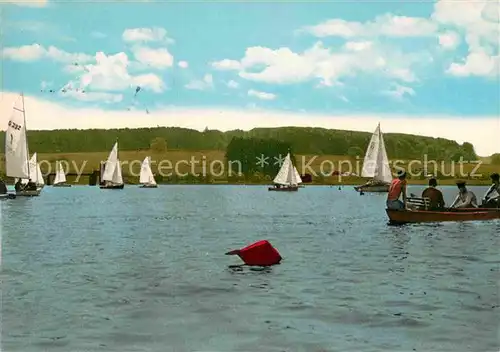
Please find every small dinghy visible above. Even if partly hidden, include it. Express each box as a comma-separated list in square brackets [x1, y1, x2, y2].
[268, 153, 301, 192]
[5, 93, 42, 197]
[53, 161, 71, 187]
[354, 123, 391, 193]
[100, 140, 124, 189]
[387, 197, 500, 224]
[139, 156, 157, 188]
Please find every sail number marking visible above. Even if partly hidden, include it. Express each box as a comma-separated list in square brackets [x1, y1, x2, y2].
[8, 121, 22, 131]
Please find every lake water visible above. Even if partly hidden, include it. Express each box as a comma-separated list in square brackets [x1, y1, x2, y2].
[1, 185, 499, 352]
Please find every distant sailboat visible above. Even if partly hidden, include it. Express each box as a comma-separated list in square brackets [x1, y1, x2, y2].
[354, 123, 392, 193]
[53, 161, 71, 187]
[6, 93, 41, 197]
[100, 140, 124, 189]
[139, 156, 157, 188]
[268, 153, 301, 192]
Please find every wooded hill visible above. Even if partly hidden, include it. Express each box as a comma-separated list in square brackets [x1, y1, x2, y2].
[0, 126, 478, 161]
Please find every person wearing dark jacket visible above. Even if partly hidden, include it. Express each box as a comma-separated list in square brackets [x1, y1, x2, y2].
[421, 178, 445, 210]
[0, 179, 8, 194]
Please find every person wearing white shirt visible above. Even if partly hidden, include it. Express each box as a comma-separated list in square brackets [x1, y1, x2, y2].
[450, 181, 478, 208]
[481, 173, 500, 208]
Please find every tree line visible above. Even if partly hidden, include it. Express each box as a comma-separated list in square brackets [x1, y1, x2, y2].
[0, 126, 478, 161]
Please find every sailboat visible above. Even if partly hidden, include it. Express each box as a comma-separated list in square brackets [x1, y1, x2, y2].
[139, 156, 157, 188]
[268, 153, 302, 192]
[53, 161, 71, 187]
[5, 93, 41, 197]
[20, 153, 44, 189]
[100, 140, 124, 189]
[354, 123, 393, 193]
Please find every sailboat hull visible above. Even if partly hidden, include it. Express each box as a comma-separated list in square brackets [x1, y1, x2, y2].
[100, 184, 124, 189]
[53, 183, 72, 187]
[140, 184, 158, 188]
[354, 184, 390, 193]
[268, 186, 299, 192]
[16, 189, 41, 197]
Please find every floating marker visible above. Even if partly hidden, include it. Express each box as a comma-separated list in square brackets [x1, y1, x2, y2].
[225, 240, 282, 267]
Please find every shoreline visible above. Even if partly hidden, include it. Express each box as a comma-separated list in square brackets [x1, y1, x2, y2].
[13, 180, 493, 187]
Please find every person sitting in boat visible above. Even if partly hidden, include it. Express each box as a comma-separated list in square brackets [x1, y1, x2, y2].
[14, 179, 23, 192]
[481, 173, 500, 208]
[386, 170, 407, 210]
[25, 179, 38, 191]
[0, 179, 7, 194]
[421, 178, 445, 210]
[450, 181, 478, 208]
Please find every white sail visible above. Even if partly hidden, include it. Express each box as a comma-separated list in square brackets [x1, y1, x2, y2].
[374, 130, 392, 183]
[273, 153, 299, 186]
[36, 157, 44, 185]
[294, 166, 302, 184]
[102, 142, 123, 184]
[112, 161, 123, 184]
[140, 157, 156, 185]
[21, 153, 43, 185]
[361, 123, 392, 183]
[53, 161, 67, 184]
[5, 94, 30, 179]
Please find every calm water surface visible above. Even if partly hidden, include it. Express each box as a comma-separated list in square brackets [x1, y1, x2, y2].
[1, 185, 499, 352]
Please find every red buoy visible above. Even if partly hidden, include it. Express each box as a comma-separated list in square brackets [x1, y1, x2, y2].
[225, 240, 282, 266]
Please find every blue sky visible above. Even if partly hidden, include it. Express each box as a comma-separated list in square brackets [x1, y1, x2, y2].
[1, 0, 499, 155]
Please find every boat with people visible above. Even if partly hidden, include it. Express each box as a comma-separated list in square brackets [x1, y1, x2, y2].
[53, 161, 72, 187]
[18, 153, 45, 190]
[99, 140, 124, 189]
[387, 193, 500, 224]
[354, 123, 392, 193]
[5, 93, 42, 197]
[268, 152, 302, 192]
[387, 207, 500, 225]
[139, 156, 157, 188]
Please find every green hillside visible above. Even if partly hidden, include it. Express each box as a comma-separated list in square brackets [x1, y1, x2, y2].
[0, 126, 478, 161]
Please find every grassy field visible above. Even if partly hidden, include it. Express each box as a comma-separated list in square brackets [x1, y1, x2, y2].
[1, 149, 499, 185]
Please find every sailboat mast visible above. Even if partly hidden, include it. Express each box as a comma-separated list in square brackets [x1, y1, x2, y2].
[21, 92, 30, 180]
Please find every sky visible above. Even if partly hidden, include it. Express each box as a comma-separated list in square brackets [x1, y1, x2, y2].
[0, 0, 499, 156]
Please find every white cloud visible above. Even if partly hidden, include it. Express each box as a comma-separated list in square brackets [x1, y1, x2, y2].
[212, 41, 424, 86]
[302, 14, 437, 38]
[226, 80, 239, 89]
[438, 31, 460, 50]
[61, 91, 123, 104]
[248, 89, 276, 100]
[1, 0, 47, 7]
[432, 0, 499, 77]
[178, 60, 189, 69]
[2, 43, 45, 61]
[339, 95, 349, 103]
[381, 83, 416, 100]
[1, 92, 498, 156]
[71, 51, 164, 93]
[211, 59, 242, 71]
[2, 43, 93, 63]
[447, 52, 499, 77]
[389, 68, 417, 83]
[185, 74, 214, 91]
[122, 27, 174, 44]
[131, 46, 174, 69]
[301, 19, 364, 38]
[91, 31, 107, 39]
[344, 41, 373, 51]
